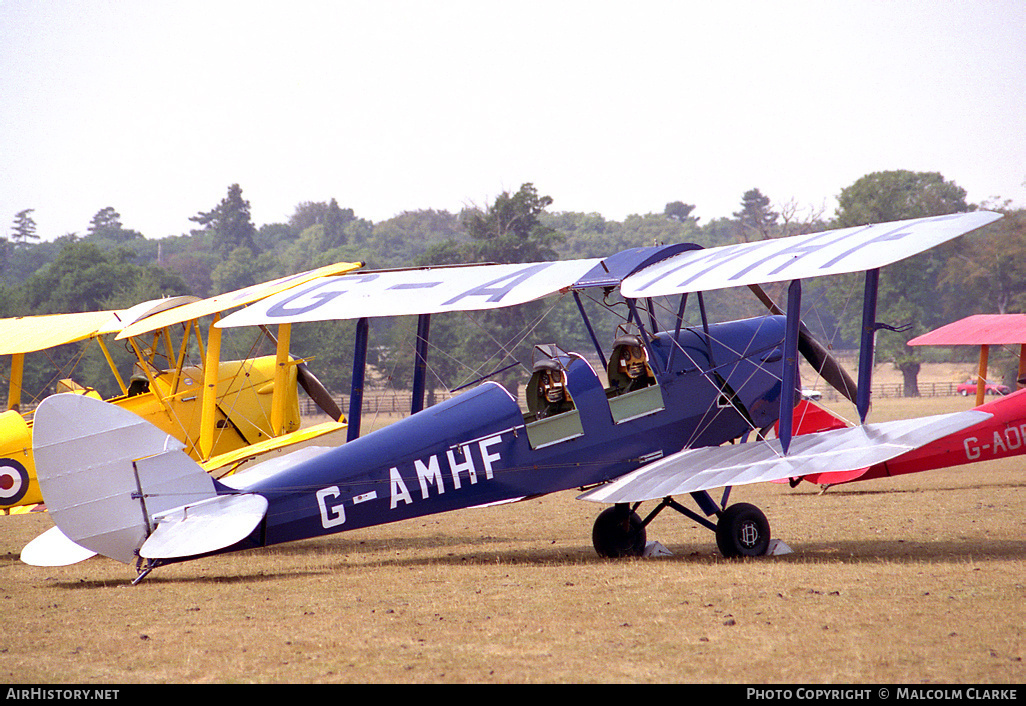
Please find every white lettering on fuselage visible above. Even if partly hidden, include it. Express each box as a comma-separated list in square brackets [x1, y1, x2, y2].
[315, 434, 506, 529]
[963, 422, 1026, 461]
[316, 487, 345, 529]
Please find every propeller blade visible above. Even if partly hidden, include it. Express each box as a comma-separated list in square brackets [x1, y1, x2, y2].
[296, 362, 344, 421]
[797, 329, 858, 403]
[748, 284, 858, 404]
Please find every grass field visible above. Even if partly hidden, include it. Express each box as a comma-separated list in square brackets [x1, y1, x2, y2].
[1, 396, 1023, 684]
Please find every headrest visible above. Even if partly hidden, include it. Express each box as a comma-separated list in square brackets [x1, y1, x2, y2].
[612, 334, 645, 350]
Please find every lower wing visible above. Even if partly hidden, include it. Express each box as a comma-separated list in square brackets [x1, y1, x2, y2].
[578, 410, 991, 503]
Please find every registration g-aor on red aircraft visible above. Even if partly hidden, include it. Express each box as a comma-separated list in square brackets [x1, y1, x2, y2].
[19, 210, 1014, 583]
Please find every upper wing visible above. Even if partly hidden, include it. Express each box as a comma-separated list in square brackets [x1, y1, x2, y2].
[0, 296, 205, 356]
[117, 260, 365, 338]
[621, 211, 1002, 299]
[95, 295, 200, 335]
[577, 410, 991, 503]
[0, 295, 203, 355]
[215, 259, 603, 328]
[0, 310, 124, 355]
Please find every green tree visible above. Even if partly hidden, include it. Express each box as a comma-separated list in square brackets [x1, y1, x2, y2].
[942, 205, 1026, 318]
[88, 207, 122, 236]
[733, 188, 778, 242]
[288, 199, 355, 250]
[86, 207, 143, 244]
[10, 209, 39, 246]
[455, 183, 563, 264]
[0, 234, 10, 278]
[323, 198, 352, 248]
[664, 201, 698, 224]
[190, 184, 258, 256]
[366, 209, 462, 268]
[22, 241, 188, 314]
[835, 170, 971, 226]
[13, 241, 191, 399]
[210, 246, 259, 294]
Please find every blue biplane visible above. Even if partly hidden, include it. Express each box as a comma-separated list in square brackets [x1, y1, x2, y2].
[22, 211, 1001, 582]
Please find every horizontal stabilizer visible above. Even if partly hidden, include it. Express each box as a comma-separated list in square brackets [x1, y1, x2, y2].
[578, 410, 991, 504]
[20, 526, 98, 567]
[140, 493, 268, 559]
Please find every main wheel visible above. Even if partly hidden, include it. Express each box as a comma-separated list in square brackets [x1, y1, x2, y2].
[592, 505, 647, 558]
[715, 503, 770, 558]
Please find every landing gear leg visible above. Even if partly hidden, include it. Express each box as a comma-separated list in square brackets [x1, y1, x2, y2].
[592, 504, 647, 558]
[132, 557, 159, 585]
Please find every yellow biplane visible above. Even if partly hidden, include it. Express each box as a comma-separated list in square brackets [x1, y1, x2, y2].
[1, 261, 362, 514]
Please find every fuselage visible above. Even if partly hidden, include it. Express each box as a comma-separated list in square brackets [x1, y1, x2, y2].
[221, 315, 790, 553]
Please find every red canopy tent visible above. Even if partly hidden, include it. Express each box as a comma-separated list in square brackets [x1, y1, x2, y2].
[908, 314, 1026, 405]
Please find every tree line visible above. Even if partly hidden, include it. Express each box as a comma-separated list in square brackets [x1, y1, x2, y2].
[2, 170, 1024, 403]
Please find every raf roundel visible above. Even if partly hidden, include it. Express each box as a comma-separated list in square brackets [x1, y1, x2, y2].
[0, 459, 29, 505]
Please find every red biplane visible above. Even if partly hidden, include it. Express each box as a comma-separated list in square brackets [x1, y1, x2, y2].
[789, 313, 1026, 489]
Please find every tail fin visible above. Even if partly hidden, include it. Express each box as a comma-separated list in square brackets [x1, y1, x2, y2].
[28, 395, 266, 568]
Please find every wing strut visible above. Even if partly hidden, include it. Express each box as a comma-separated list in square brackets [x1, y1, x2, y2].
[411, 313, 431, 414]
[665, 293, 689, 372]
[6, 353, 23, 412]
[857, 269, 880, 424]
[348, 317, 369, 441]
[625, 299, 664, 376]
[573, 292, 608, 372]
[779, 281, 802, 454]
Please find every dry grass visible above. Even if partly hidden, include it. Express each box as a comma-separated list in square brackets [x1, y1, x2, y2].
[1, 396, 1024, 684]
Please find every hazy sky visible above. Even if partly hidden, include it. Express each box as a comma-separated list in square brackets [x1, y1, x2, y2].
[2, 1, 1024, 242]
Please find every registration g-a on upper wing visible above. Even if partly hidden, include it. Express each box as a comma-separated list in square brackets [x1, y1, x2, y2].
[620, 211, 1002, 299]
[117, 260, 365, 339]
[215, 259, 603, 327]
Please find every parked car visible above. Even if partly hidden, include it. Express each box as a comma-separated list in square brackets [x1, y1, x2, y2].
[800, 389, 822, 401]
[956, 379, 1010, 396]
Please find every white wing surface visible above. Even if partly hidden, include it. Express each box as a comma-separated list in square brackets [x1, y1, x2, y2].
[578, 410, 991, 503]
[216, 259, 602, 328]
[621, 211, 1001, 299]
